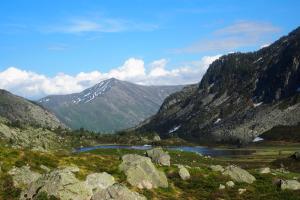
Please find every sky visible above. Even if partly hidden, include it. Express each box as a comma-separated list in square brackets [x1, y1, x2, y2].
[0, 0, 299, 99]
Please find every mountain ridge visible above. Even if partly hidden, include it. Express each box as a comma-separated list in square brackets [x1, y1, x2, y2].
[137, 26, 300, 144]
[0, 89, 66, 129]
[38, 78, 184, 132]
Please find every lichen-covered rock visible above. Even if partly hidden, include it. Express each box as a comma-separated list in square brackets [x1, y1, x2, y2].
[119, 154, 168, 189]
[219, 184, 225, 190]
[85, 172, 115, 190]
[210, 165, 224, 172]
[91, 183, 146, 200]
[226, 181, 235, 188]
[259, 167, 271, 174]
[8, 166, 41, 189]
[280, 179, 300, 190]
[223, 165, 256, 184]
[177, 165, 190, 180]
[20, 167, 92, 200]
[146, 147, 170, 166]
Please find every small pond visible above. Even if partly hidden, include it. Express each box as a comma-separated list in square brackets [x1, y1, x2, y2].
[76, 145, 255, 157]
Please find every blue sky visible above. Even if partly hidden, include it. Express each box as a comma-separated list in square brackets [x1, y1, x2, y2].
[0, 0, 299, 99]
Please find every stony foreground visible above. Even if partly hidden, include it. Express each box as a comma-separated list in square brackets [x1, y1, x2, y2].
[0, 145, 300, 200]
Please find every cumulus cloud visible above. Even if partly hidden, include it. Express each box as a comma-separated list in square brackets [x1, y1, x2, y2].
[0, 55, 221, 99]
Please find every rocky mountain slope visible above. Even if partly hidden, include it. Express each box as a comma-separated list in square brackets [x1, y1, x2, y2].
[38, 78, 183, 132]
[0, 89, 65, 129]
[137, 27, 300, 144]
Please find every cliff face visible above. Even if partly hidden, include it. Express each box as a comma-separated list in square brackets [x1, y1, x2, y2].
[138, 27, 300, 144]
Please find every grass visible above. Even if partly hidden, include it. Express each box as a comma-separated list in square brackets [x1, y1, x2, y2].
[0, 143, 299, 200]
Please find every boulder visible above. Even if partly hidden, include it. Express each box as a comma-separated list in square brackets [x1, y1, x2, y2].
[238, 188, 247, 195]
[20, 167, 93, 200]
[91, 183, 146, 200]
[219, 184, 225, 190]
[153, 135, 161, 142]
[119, 154, 168, 189]
[223, 165, 256, 184]
[291, 151, 300, 161]
[259, 167, 271, 174]
[177, 165, 190, 180]
[226, 181, 235, 188]
[146, 147, 170, 166]
[85, 172, 115, 190]
[279, 179, 300, 190]
[210, 165, 224, 172]
[8, 166, 41, 189]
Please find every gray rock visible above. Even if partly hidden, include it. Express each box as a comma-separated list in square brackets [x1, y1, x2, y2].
[223, 165, 256, 184]
[40, 165, 51, 173]
[20, 167, 93, 200]
[91, 183, 146, 200]
[259, 167, 271, 174]
[8, 166, 41, 189]
[146, 147, 170, 166]
[178, 165, 190, 180]
[153, 135, 161, 142]
[85, 172, 115, 190]
[238, 188, 247, 194]
[119, 154, 168, 189]
[280, 179, 300, 190]
[210, 165, 224, 172]
[219, 184, 225, 190]
[291, 151, 300, 161]
[226, 181, 235, 188]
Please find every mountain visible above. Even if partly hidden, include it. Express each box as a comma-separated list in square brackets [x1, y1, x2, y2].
[137, 27, 300, 144]
[38, 78, 184, 132]
[0, 89, 65, 129]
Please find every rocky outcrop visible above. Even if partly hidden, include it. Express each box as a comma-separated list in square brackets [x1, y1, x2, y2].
[210, 165, 224, 172]
[0, 89, 65, 129]
[223, 165, 256, 184]
[119, 154, 168, 189]
[91, 183, 146, 200]
[279, 179, 300, 190]
[291, 151, 300, 161]
[226, 181, 235, 188]
[85, 172, 115, 190]
[146, 147, 170, 166]
[137, 27, 300, 144]
[259, 167, 271, 174]
[8, 166, 41, 189]
[177, 165, 190, 180]
[20, 167, 93, 200]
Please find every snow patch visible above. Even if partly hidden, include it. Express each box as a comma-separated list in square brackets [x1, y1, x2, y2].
[169, 125, 181, 133]
[253, 57, 263, 64]
[214, 118, 221, 124]
[71, 79, 113, 104]
[253, 102, 263, 107]
[253, 137, 264, 142]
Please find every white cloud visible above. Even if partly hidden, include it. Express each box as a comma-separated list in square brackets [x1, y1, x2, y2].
[45, 17, 158, 34]
[0, 55, 221, 99]
[174, 21, 280, 53]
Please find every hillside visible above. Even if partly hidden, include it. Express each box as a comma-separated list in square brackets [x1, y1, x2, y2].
[0, 89, 65, 129]
[38, 78, 183, 132]
[137, 27, 300, 144]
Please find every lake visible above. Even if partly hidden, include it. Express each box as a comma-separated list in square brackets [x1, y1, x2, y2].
[75, 145, 255, 157]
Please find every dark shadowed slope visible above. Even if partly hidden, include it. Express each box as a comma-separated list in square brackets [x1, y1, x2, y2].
[0, 89, 65, 129]
[138, 27, 300, 144]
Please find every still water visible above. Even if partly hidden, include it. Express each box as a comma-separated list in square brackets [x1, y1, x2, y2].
[76, 145, 254, 157]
